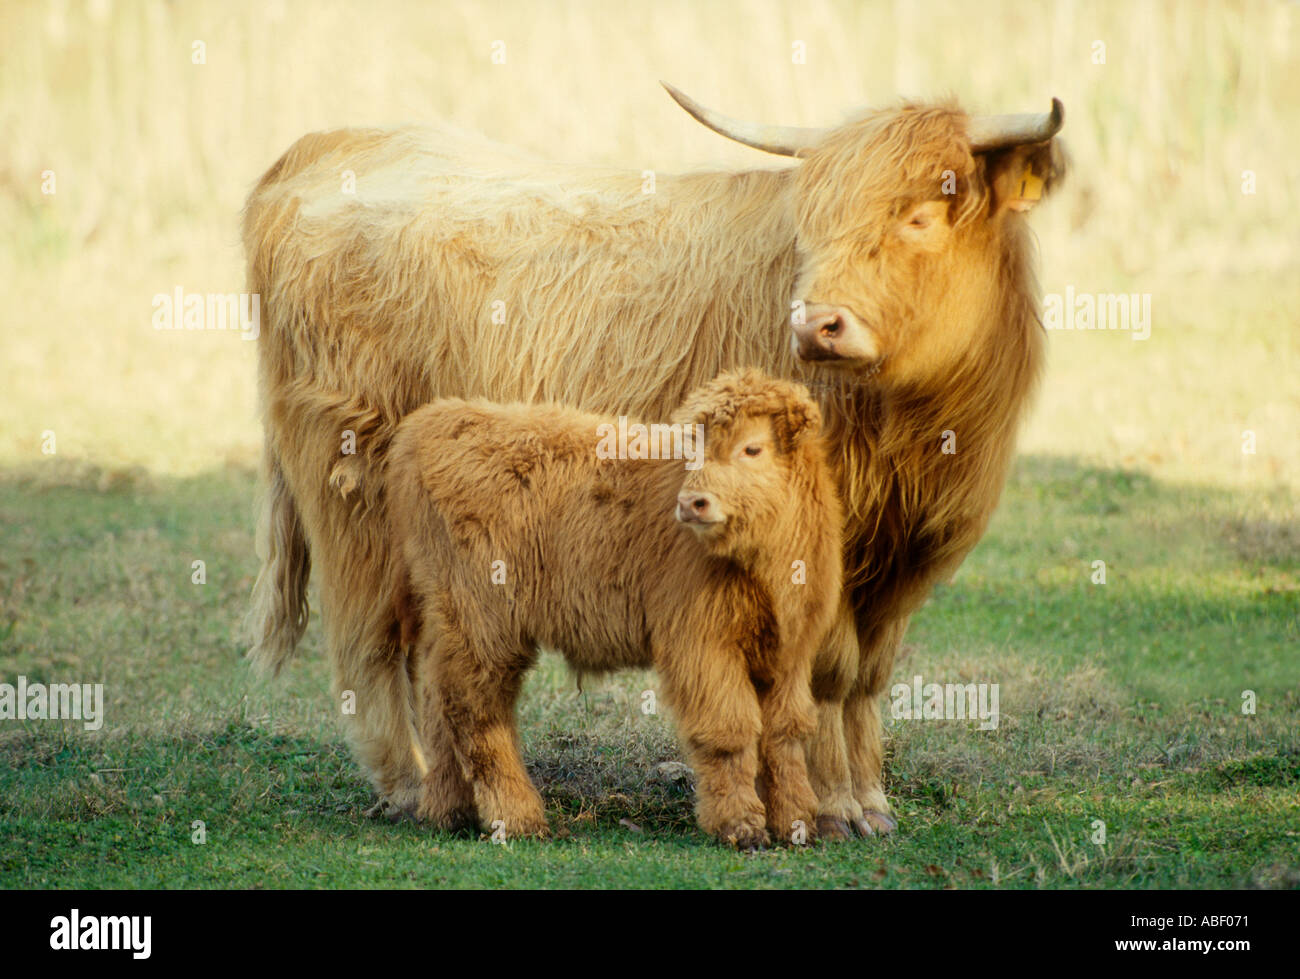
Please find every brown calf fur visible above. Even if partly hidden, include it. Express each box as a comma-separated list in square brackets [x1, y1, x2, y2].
[386, 370, 843, 847]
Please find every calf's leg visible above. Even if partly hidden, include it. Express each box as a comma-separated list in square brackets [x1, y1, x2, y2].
[756, 669, 820, 844]
[434, 600, 547, 839]
[412, 633, 478, 830]
[660, 644, 767, 849]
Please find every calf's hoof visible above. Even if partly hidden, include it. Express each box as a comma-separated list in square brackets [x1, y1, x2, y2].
[708, 810, 770, 851]
[853, 810, 898, 837]
[815, 815, 853, 842]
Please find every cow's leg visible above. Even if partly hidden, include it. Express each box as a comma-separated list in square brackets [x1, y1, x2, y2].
[756, 667, 819, 845]
[842, 692, 896, 836]
[804, 600, 863, 840]
[325, 616, 426, 820]
[660, 643, 767, 850]
[268, 396, 426, 817]
[433, 603, 547, 839]
[805, 703, 862, 840]
[843, 616, 908, 836]
[315, 545, 425, 819]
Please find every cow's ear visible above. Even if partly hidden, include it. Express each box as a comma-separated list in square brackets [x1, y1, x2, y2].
[984, 140, 1064, 215]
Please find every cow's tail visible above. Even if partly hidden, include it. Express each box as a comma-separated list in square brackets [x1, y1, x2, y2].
[244, 442, 311, 676]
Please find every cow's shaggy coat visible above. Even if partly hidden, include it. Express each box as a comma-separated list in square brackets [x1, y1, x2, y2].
[242, 95, 1062, 834]
[387, 371, 841, 847]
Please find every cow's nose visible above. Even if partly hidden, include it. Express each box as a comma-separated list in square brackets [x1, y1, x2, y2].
[791, 302, 880, 364]
[817, 313, 842, 337]
[792, 305, 847, 346]
[676, 491, 718, 524]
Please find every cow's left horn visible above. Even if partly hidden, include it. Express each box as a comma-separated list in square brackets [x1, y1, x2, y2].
[661, 81, 826, 158]
[967, 98, 1065, 152]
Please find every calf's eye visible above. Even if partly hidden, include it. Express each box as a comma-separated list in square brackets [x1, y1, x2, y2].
[744, 445, 763, 457]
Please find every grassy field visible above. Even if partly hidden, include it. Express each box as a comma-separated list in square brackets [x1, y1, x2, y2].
[1, 449, 1295, 888]
[1, 0, 1297, 888]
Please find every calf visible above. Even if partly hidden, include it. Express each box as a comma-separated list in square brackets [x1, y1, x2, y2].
[386, 370, 843, 848]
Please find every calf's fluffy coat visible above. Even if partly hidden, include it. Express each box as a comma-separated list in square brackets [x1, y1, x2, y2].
[387, 371, 843, 847]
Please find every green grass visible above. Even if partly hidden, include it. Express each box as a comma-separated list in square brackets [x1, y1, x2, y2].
[1, 456, 1296, 889]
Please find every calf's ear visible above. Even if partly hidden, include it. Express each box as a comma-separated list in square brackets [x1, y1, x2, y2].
[983, 139, 1066, 215]
[774, 397, 822, 453]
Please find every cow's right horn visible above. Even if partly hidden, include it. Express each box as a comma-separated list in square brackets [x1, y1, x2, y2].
[661, 81, 826, 158]
[967, 98, 1065, 152]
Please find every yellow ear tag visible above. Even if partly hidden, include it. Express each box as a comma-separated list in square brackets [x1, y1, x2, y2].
[1016, 164, 1045, 203]
[1001, 161, 1046, 213]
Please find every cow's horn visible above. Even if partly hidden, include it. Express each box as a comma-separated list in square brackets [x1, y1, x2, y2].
[661, 81, 826, 158]
[967, 98, 1065, 152]
[664, 83, 1064, 157]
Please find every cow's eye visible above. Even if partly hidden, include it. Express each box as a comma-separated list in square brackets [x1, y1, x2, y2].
[909, 213, 929, 228]
[744, 444, 763, 457]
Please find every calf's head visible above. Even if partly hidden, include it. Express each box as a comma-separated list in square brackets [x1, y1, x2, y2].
[664, 85, 1065, 392]
[672, 369, 825, 559]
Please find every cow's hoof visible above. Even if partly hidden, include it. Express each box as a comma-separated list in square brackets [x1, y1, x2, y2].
[769, 813, 818, 845]
[853, 810, 897, 837]
[815, 815, 853, 841]
[363, 799, 418, 823]
[430, 807, 479, 834]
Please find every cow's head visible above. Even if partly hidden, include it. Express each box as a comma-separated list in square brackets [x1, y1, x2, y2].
[671, 369, 825, 559]
[664, 85, 1064, 391]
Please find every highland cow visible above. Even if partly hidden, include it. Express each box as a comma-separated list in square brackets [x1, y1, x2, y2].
[243, 86, 1064, 837]
[386, 371, 842, 848]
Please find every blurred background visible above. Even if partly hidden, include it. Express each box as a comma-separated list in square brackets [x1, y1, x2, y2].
[1, 0, 1296, 485]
